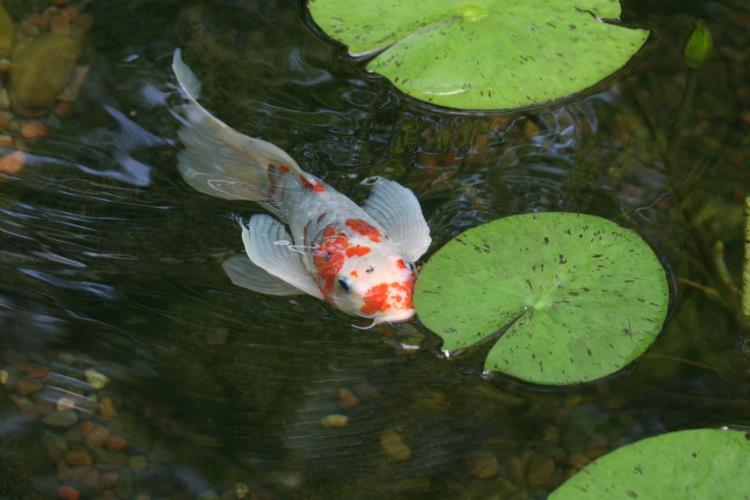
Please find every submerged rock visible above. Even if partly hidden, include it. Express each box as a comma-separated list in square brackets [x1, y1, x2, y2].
[8, 33, 81, 117]
[0, 7, 13, 58]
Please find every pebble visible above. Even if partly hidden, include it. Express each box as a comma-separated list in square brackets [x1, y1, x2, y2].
[43, 409, 78, 427]
[82, 468, 100, 489]
[127, 455, 149, 472]
[83, 422, 109, 447]
[320, 414, 348, 428]
[0, 88, 8, 109]
[98, 397, 117, 419]
[84, 368, 109, 390]
[527, 454, 555, 486]
[57, 485, 80, 500]
[0, 369, 8, 384]
[234, 482, 250, 499]
[114, 467, 133, 498]
[568, 451, 590, 469]
[353, 382, 380, 400]
[65, 448, 93, 466]
[336, 387, 359, 409]
[0, 111, 10, 130]
[57, 397, 77, 412]
[379, 429, 411, 461]
[0, 151, 26, 175]
[466, 451, 499, 479]
[104, 434, 127, 452]
[0, 134, 10, 148]
[17, 378, 43, 396]
[20, 120, 48, 138]
[98, 471, 118, 490]
[585, 434, 608, 459]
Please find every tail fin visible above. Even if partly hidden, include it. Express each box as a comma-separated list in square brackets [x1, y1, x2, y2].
[172, 49, 304, 203]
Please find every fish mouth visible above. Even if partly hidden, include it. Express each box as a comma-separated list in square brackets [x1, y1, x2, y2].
[352, 308, 416, 330]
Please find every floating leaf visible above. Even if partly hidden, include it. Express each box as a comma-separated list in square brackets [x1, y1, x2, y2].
[551, 429, 750, 499]
[308, 0, 649, 110]
[414, 213, 668, 385]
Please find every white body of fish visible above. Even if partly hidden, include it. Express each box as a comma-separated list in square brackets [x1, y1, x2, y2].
[172, 50, 431, 326]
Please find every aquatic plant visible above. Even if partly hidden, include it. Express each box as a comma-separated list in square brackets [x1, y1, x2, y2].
[308, 0, 649, 109]
[551, 429, 750, 498]
[414, 212, 669, 385]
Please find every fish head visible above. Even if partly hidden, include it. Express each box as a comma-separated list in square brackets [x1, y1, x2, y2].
[312, 222, 417, 325]
[337, 251, 417, 326]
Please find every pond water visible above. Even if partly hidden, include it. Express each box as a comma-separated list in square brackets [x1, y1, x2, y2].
[1, 0, 749, 498]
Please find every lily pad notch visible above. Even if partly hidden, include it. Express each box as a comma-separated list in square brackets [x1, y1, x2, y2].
[308, 0, 650, 110]
[414, 213, 669, 385]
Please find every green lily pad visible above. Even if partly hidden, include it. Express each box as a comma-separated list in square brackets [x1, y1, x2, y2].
[414, 212, 669, 385]
[551, 429, 750, 499]
[308, 0, 649, 110]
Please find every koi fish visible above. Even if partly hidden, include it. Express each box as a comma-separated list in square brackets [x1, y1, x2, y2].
[172, 50, 431, 327]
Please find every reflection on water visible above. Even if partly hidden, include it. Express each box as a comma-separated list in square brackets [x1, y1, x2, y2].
[1, 0, 749, 498]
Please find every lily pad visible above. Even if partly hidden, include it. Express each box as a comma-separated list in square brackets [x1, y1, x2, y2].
[551, 429, 750, 499]
[414, 212, 669, 385]
[308, 0, 649, 110]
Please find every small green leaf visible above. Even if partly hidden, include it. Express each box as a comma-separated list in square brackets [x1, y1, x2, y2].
[414, 213, 669, 385]
[308, 0, 649, 110]
[551, 429, 750, 499]
[683, 22, 712, 69]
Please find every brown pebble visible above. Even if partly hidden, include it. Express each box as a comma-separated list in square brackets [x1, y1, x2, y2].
[82, 468, 100, 489]
[98, 397, 117, 419]
[24, 365, 50, 379]
[35, 397, 56, 416]
[20, 120, 48, 139]
[0, 151, 26, 175]
[84, 423, 109, 447]
[568, 451, 590, 469]
[57, 485, 80, 500]
[0, 112, 11, 130]
[64, 448, 93, 466]
[504, 456, 525, 483]
[466, 451, 498, 479]
[337, 388, 359, 409]
[527, 454, 555, 486]
[54, 101, 71, 117]
[104, 434, 127, 452]
[69, 464, 91, 482]
[98, 471, 118, 490]
[0, 135, 8, 148]
[320, 414, 348, 428]
[17, 378, 43, 396]
[353, 382, 380, 400]
[379, 429, 411, 461]
[586, 434, 608, 459]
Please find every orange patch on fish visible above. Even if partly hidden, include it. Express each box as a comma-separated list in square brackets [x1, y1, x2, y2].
[313, 225, 349, 299]
[360, 281, 415, 315]
[345, 219, 381, 243]
[300, 175, 325, 192]
[345, 245, 371, 257]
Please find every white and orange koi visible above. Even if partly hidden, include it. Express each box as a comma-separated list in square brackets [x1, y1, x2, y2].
[172, 50, 431, 327]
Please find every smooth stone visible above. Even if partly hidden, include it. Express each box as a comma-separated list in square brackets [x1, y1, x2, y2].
[114, 467, 133, 498]
[9, 33, 81, 117]
[527, 454, 555, 486]
[0, 7, 13, 57]
[467, 451, 499, 479]
[379, 429, 411, 461]
[42, 409, 78, 427]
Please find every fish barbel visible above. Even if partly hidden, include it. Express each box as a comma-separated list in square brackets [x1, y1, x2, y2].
[172, 50, 431, 327]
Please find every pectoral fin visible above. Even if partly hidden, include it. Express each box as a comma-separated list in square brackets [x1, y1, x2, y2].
[222, 255, 303, 296]
[362, 177, 431, 261]
[239, 214, 323, 299]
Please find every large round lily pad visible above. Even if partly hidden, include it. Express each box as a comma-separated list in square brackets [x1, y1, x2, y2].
[551, 429, 750, 499]
[414, 212, 669, 385]
[308, 0, 649, 110]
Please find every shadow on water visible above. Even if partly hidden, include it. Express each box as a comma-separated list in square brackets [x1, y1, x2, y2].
[1, 0, 749, 497]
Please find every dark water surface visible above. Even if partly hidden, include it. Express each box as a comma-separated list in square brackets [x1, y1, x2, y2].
[1, 0, 749, 498]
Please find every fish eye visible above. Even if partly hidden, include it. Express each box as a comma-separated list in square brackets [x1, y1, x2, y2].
[338, 277, 351, 292]
[404, 260, 415, 272]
